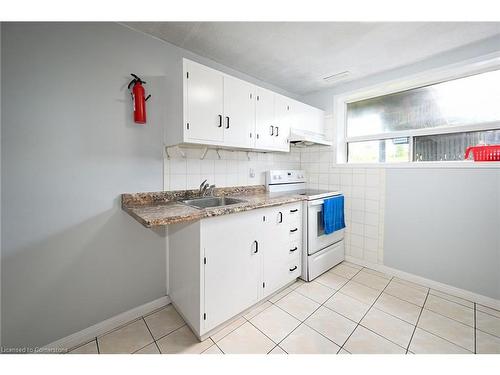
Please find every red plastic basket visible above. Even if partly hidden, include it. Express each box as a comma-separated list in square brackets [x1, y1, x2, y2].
[465, 145, 500, 161]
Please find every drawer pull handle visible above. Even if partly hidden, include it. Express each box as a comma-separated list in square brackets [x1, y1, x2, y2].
[253, 240, 259, 254]
[290, 246, 298, 252]
[218, 114, 223, 128]
[278, 211, 283, 223]
[290, 209, 298, 213]
[290, 228, 298, 233]
[289, 266, 298, 272]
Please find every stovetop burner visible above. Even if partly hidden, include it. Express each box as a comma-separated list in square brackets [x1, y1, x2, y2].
[292, 189, 341, 200]
[269, 188, 341, 201]
[299, 189, 333, 196]
[265, 170, 341, 200]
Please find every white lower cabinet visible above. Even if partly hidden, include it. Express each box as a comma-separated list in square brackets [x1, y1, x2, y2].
[168, 203, 302, 339]
[202, 211, 262, 331]
[261, 203, 302, 297]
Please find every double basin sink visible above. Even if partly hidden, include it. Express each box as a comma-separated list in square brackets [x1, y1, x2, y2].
[180, 196, 246, 209]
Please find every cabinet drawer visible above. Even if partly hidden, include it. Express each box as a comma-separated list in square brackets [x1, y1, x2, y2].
[285, 204, 302, 225]
[288, 226, 301, 242]
[287, 259, 301, 281]
[288, 241, 301, 258]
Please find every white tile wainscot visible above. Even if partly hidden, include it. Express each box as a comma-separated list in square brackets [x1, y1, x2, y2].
[299, 144, 386, 265]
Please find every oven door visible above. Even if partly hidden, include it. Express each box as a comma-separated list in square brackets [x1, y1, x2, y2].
[307, 198, 344, 255]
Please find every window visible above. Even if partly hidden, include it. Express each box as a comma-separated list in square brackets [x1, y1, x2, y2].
[347, 138, 410, 163]
[414, 129, 500, 161]
[344, 67, 500, 163]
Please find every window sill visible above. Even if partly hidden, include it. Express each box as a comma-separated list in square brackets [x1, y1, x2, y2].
[336, 161, 500, 169]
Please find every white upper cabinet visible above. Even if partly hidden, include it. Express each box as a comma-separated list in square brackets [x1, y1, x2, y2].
[304, 104, 324, 134]
[273, 94, 292, 152]
[173, 58, 325, 152]
[254, 87, 276, 150]
[223, 76, 255, 149]
[290, 99, 325, 134]
[184, 60, 224, 143]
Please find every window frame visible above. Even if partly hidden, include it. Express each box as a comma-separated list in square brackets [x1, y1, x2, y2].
[334, 52, 500, 164]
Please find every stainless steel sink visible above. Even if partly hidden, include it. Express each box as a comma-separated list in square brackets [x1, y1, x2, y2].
[180, 196, 246, 209]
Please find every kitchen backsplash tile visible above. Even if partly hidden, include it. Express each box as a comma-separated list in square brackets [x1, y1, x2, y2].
[164, 147, 301, 191]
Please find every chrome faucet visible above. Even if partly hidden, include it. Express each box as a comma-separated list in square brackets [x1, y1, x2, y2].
[199, 179, 209, 196]
[199, 179, 216, 197]
[206, 184, 216, 197]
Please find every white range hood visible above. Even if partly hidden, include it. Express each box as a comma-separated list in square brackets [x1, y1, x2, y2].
[289, 128, 332, 147]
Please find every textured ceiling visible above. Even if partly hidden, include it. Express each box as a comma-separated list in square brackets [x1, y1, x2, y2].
[124, 22, 500, 95]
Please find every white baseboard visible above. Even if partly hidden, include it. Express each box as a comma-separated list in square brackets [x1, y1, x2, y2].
[42, 296, 171, 352]
[345, 256, 500, 310]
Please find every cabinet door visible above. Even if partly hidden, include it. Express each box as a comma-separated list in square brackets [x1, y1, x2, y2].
[254, 87, 275, 150]
[223, 76, 255, 148]
[292, 100, 325, 134]
[305, 105, 325, 134]
[202, 211, 263, 331]
[274, 95, 291, 152]
[262, 205, 300, 296]
[290, 100, 309, 132]
[185, 61, 224, 143]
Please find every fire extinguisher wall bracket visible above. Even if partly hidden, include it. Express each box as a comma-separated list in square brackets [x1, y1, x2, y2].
[128, 73, 151, 124]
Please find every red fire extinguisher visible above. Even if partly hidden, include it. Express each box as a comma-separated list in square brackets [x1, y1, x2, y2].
[128, 73, 151, 124]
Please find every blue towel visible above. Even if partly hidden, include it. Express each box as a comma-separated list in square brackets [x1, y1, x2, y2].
[323, 195, 345, 235]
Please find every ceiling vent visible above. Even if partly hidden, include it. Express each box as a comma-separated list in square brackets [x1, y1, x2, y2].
[323, 71, 351, 84]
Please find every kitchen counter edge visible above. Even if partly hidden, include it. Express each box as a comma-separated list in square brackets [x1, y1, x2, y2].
[121, 185, 306, 228]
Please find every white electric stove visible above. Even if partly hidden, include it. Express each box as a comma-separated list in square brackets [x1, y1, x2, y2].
[265, 170, 345, 281]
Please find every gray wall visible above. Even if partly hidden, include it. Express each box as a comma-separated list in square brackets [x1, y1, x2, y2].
[0, 22, 296, 349]
[299, 35, 500, 300]
[384, 168, 500, 299]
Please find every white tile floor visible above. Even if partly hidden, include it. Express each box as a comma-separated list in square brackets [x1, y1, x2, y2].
[68, 262, 500, 354]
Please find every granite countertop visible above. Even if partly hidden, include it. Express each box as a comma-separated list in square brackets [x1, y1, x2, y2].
[121, 185, 306, 227]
